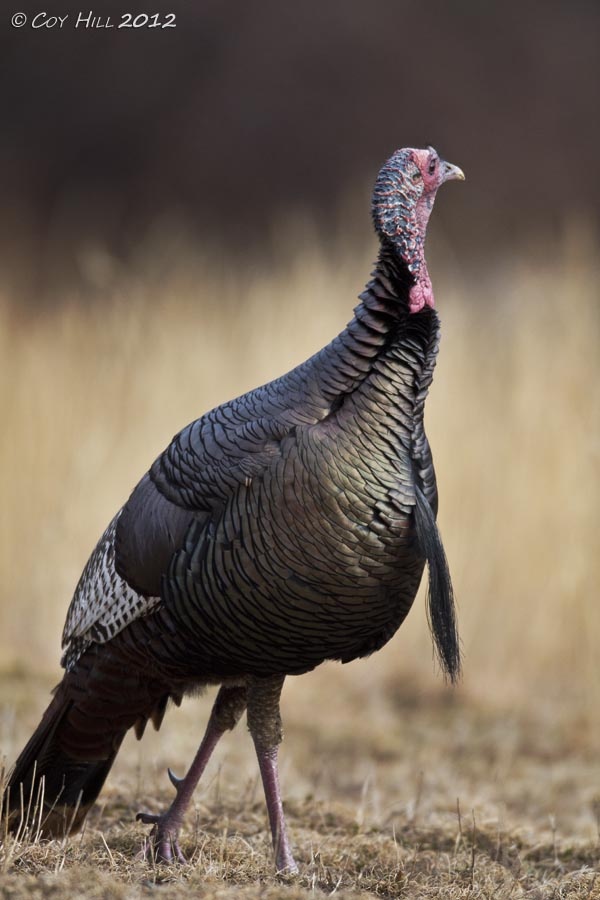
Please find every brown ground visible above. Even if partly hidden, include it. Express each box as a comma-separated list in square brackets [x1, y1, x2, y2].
[2, 666, 600, 899]
[1, 229, 599, 897]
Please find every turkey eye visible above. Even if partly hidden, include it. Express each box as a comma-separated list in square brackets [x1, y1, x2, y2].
[428, 159, 437, 175]
[411, 170, 422, 182]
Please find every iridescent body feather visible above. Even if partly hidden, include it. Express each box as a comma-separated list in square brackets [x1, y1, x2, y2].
[4, 147, 464, 871]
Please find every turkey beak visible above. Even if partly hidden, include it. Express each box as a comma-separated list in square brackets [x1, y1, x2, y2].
[441, 160, 465, 182]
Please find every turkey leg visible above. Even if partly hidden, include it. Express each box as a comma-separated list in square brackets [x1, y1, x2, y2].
[137, 683, 247, 863]
[247, 675, 298, 873]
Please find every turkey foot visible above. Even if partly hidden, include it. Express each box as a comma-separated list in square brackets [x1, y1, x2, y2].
[139, 824, 186, 864]
[137, 771, 187, 863]
[137, 685, 247, 865]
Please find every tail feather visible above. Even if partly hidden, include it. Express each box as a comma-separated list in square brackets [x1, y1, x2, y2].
[414, 485, 461, 683]
[3, 637, 177, 840]
[2, 681, 123, 837]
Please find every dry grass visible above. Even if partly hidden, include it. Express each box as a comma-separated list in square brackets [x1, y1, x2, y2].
[3, 671, 600, 898]
[0, 221, 599, 897]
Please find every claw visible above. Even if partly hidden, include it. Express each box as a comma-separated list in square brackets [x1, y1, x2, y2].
[136, 811, 160, 825]
[136, 811, 187, 864]
[167, 767, 183, 790]
[151, 835, 186, 865]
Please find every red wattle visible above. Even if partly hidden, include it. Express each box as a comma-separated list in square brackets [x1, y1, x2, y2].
[408, 275, 435, 313]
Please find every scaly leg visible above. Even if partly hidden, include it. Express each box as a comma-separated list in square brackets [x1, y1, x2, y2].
[137, 684, 247, 863]
[247, 675, 298, 873]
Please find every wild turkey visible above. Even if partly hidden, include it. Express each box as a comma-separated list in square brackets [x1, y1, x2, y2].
[3, 146, 464, 872]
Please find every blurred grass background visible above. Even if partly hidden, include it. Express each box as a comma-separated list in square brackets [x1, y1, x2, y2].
[0, 216, 598, 717]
